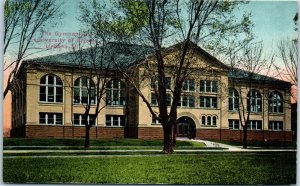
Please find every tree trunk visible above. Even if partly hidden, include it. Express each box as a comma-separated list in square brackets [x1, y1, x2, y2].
[172, 123, 177, 147]
[242, 125, 247, 148]
[84, 126, 91, 149]
[163, 125, 174, 154]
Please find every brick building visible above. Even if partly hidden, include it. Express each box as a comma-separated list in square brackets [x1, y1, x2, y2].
[11, 41, 294, 141]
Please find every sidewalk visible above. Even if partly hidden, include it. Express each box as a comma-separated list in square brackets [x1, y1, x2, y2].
[176, 138, 296, 152]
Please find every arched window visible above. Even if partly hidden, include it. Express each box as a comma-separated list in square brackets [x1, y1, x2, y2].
[201, 116, 206, 125]
[106, 79, 125, 106]
[212, 116, 217, 126]
[228, 88, 239, 111]
[247, 89, 262, 112]
[40, 74, 63, 103]
[269, 91, 283, 113]
[74, 77, 95, 104]
[207, 116, 211, 125]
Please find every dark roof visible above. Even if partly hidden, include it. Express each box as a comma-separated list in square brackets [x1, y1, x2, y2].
[228, 68, 290, 85]
[26, 42, 154, 69]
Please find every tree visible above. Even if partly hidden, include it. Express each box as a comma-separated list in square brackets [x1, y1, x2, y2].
[120, 0, 252, 154]
[227, 42, 274, 148]
[83, 0, 252, 153]
[4, 0, 62, 99]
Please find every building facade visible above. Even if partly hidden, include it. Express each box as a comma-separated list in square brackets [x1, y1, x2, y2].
[11, 42, 294, 141]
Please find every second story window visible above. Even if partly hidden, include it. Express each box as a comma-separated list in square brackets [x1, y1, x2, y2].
[74, 77, 95, 104]
[40, 74, 63, 103]
[247, 89, 262, 112]
[179, 95, 195, 108]
[269, 91, 283, 113]
[229, 88, 239, 111]
[200, 80, 217, 93]
[106, 79, 125, 106]
[200, 96, 217, 109]
[183, 79, 195, 92]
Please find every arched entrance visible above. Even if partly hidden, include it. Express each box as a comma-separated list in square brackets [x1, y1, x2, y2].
[177, 116, 196, 139]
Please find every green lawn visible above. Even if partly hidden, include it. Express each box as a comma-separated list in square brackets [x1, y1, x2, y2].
[212, 140, 296, 148]
[3, 152, 296, 184]
[4, 138, 204, 147]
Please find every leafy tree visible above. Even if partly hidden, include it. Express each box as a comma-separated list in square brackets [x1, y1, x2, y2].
[4, 0, 62, 99]
[83, 0, 253, 153]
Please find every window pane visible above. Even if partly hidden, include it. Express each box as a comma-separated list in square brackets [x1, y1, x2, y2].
[183, 80, 188, 91]
[200, 81, 205, 92]
[202, 116, 206, 125]
[189, 96, 195, 108]
[74, 114, 80, 125]
[212, 81, 217, 92]
[189, 80, 195, 91]
[56, 114, 62, 125]
[200, 97, 204, 107]
[213, 117, 216, 125]
[48, 87, 54, 102]
[113, 116, 119, 126]
[48, 76, 54, 85]
[56, 87, 63, 102]
[212, 97, 217, 108]
[206, 98, 210, 108]
[120, 116, 125, 126]
[165, 77, 171, 90]
[74, 88, 80, 103]
[56, 77, 63, 85]
[207, 116, 211, 125]
[182, 96, 188, 107]
[105, 116, 112, 126]
[40, 76, 46, 84]
[48, 113, 54, 124]
[40, 86, 46, 101]
[39, 113, 46, 124]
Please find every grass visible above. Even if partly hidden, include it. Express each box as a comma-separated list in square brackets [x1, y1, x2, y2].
[3, 152, 296, 184]
[212, 140, 296, 148]
[4, 138, 204, 147]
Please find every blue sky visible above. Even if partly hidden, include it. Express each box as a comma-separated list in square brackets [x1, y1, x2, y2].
[6, 0, 299, 63]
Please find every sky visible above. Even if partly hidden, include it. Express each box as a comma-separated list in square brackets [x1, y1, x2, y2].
[2, 0, 298, 133]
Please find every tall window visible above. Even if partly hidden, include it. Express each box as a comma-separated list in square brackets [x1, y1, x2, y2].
[247, 120, 262, 130]
[151, 77, 171, 90]
[39, 113, 63, 125]
[179, 95, 195, 108]
[105, 115, 125, 127]
[229, 88, 239, 111]
[73, 114, 96, 126]
[151, 93, 171, 106]
[183, 79, 195, 92]
[74, 77, 95, 104]
[228, 119, 239, 130]
[200, 96, 217, 108]
[106, 79, 125, 106]
[269, 121, 283, 131]
[269, 91, 283, 113]
[200, 80, 218, 93]
[247, 89, 262, 112]
[40, 74, 63, 103]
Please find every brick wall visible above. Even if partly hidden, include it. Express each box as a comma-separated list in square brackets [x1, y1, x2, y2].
[25, 125, 124, 139]
[138, 127, 163, 139]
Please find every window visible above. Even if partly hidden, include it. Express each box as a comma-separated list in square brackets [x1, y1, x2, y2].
[269, 121, 283, 131]
[74, 77, 95, 104]
[183, 79, 195, 92]
[212, 116, 217, 126]
[179, 95, 195, 108]
[106, 115, 125, 127]
[151, 93, 171, 106]
[40, 74, 63, 103]
[201, 115, 217, 126]
[73, 114, 96, 126]
[229, 119, 240, 130]
[247, 89, 262, 112]
[200, 80, 218, 93]
[200, 96, 217, 108]
[152, 116, 160, 125]
[201, 116, 206, 125]
[229, 88, 239, 111]
[269, 91, 283, 113]
[151, 77, 171, 90]
[39, 113, 63, 125]
[106, 79, 125, 106]
[247, 120, 262, 130]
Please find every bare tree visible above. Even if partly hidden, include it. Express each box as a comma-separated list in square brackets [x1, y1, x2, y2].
[227, 42, 274, 148]
[4, 0, 62, 99]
